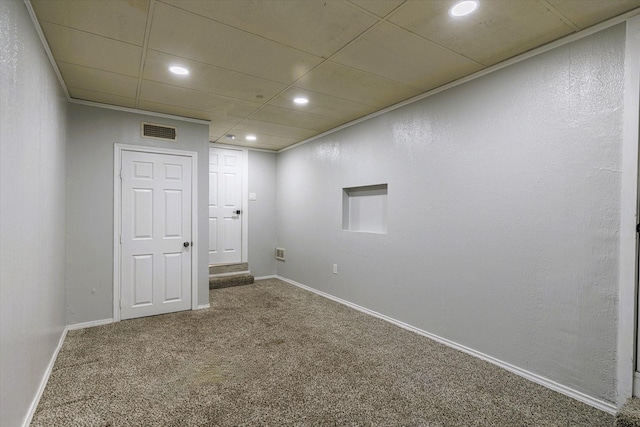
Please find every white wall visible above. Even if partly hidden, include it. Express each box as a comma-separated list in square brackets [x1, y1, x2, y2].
[66, 104, 209, 324]
[276, 24, 624, 404]
[248, 150, 277, 277]
[0, 0, 68, 425]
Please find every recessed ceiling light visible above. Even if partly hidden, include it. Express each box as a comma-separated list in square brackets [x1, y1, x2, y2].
[225, 134, 235, 140]
[246, 135, 257, 141]
[449, 0, 478, 17]
[293, 97, 309, 105]
[169, 66, 189, 75]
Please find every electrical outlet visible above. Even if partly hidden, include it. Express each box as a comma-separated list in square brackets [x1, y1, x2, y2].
[333, 264, 338, 274]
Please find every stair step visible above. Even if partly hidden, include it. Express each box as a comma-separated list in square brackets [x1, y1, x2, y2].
[617, 397, 640, 427]
[209, 273, 254, 290]
[209, 262, 248, 275]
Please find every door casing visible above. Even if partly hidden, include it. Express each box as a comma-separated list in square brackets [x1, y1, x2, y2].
[113, 143, 198, 322]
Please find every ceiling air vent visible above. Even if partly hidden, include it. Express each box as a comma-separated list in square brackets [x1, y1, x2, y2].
[141, 122, 177, 141]
[275, 247, 286, 261]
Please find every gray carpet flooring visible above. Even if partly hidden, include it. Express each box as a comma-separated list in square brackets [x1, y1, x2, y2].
[32, 278, 613, 426]
[617, 398, 640, 427]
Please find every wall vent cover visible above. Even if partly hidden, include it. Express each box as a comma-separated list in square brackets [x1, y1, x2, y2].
[141, 122, 177, 141]
[275, 247, 286, 261]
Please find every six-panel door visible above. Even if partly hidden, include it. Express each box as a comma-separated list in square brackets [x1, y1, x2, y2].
[208, 148, 243, 265]
[120, 151, 192, 320]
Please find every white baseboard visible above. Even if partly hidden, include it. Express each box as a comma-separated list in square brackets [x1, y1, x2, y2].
[22, 327, 67, 427]
[66, 318, 114, 331]
[254, 275, 277, 280]
[23, 318, 113, 425]
[275, 275, 617, 415]
[197, 303, 210, 310]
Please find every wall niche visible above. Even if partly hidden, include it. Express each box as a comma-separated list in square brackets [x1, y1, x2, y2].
[342, 184, 388, 234]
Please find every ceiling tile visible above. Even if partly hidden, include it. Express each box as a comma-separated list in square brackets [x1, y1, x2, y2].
[234, 119, 318, 141]
[390, 0, 574, 66]
[58, 62, 138, 98]
[137, 100, 245, 127]
[295, 61, 423, 107]
[158, 0, 378, 58]
[332, 22, 484, 90]
[269, 87, 379, 121]
[347, 0, 406, 17]
[547, 0, 640, 28]
[143, 50, 287, 103]
[217, 131, 299, 150]
[40, 22, 142, 77]
[139, 80, 262, 117]
[68, 87, 136, 108]
[214, 140, 284, 151]
[148, 2, 323, 84]
[31, 0, 149, 45]
[208, 116, 245, 132]
[251, 105, 344, 131]
[209, 126, 236, 141]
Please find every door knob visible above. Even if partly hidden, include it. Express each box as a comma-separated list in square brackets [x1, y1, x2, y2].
[183, 242, 190, 248]
[235, 210, 242, 215]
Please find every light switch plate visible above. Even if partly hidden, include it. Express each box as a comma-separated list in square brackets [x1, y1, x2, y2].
[249, 192, 257, 201]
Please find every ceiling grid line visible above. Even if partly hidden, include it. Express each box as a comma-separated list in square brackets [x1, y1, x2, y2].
[155, 1, 327, 59]
[34, 19, 144, 48]
[343, 0, 407, 21]
[134, 0, 156, 109]
[383, 20, 487, 67]
[538, 0, 581, 31]
[346, 0, 486, 67]
[144, 48, 293, 86]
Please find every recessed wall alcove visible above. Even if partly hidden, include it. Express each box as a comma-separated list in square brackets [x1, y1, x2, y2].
[342, 184, 388, 234]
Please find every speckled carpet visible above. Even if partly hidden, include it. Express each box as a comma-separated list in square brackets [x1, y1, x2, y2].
[617, 398, 640, 427]
[32, 278, 613, 426]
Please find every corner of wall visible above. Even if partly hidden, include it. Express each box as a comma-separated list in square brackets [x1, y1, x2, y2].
[617, 14, 640, 408]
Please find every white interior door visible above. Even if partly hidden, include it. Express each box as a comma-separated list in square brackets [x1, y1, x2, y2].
[209, 148, 243, 265]
[120, 150, 192, 320]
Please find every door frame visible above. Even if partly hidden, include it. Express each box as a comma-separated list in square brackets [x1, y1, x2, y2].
[113, 143, 199, 322]
[209, 143, 249, 263]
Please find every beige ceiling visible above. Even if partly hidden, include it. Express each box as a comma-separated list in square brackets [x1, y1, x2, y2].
[31, 0, 640, 151]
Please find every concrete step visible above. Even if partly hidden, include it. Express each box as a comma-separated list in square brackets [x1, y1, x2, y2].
[617, 398, 640, 427]
[209, 273, 255, 290]
[209, 262, 249, 276]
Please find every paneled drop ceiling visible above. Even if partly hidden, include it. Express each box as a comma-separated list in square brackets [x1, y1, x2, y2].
[30, 0, 640, 151]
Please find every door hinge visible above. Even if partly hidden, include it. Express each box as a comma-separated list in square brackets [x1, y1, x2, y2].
[636, 223, 640, 233]
[119, 234, 122, 244]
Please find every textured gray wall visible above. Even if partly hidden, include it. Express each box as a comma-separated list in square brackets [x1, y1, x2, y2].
[248, 150, 277, 277]
[66, 104, 209, 324]
[276, 25, 624, 403]
[0, 1, 68, 425]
